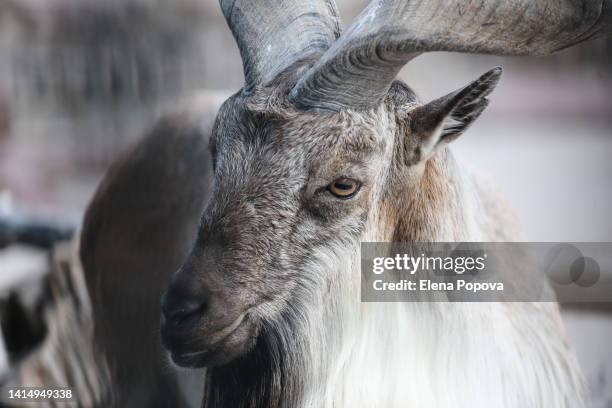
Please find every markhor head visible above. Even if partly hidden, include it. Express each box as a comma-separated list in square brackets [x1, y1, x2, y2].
[160, 0, 610, 368]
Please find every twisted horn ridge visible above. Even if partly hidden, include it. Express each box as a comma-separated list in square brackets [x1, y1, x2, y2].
[220, 0, 341, 92]
[289, 0, 612, 112]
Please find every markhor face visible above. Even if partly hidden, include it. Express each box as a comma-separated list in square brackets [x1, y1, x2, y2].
[160, 93, 393, 368]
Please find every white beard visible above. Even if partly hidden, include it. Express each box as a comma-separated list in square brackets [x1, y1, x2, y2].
[296, 240, 584, 408]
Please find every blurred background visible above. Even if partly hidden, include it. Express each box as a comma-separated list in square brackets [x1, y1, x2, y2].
[0, 0, 610, 405]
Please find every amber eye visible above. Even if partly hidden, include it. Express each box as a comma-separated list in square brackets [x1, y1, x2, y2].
[328, 178, 361, 199]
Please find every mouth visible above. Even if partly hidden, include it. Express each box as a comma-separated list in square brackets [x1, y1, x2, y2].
[162, 312, 255, 368]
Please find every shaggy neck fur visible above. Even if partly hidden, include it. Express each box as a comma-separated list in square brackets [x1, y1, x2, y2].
[202, 146, 583, 408]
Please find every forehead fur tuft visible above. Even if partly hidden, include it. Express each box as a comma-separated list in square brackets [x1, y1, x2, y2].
[210, 58, 420, 157]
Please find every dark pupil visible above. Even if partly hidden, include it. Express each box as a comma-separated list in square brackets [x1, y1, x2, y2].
[335, 181, 353, 190]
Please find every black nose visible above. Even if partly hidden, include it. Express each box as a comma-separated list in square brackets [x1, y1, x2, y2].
[161, 291, 207, 323]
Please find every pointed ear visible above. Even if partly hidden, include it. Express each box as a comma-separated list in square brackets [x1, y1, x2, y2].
[405, 67, 502, 164]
